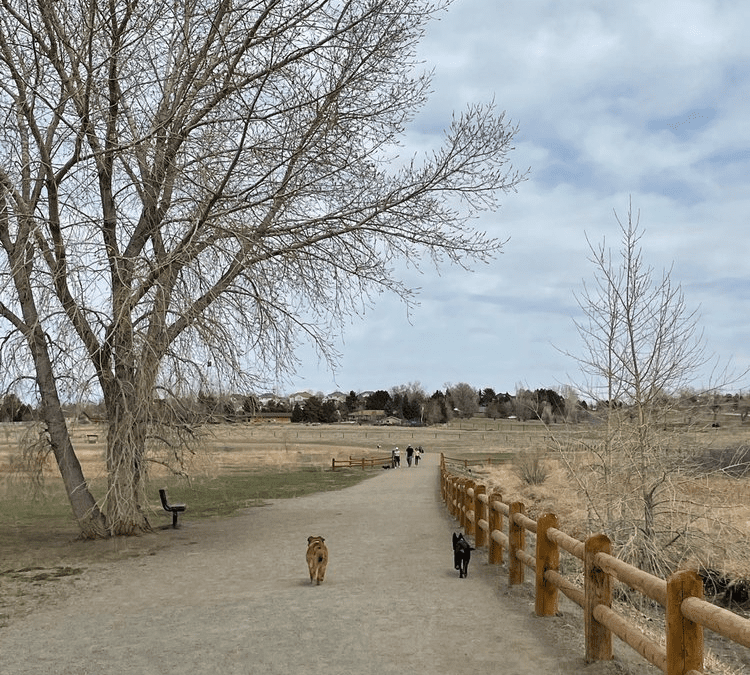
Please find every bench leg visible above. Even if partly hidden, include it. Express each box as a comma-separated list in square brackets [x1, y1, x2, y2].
[172, 511, 179, 528]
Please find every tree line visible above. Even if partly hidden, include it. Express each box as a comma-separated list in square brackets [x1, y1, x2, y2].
[4, 384, 746, 429]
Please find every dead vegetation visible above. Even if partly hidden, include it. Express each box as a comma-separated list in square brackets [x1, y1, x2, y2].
[459, 424, 750, 675]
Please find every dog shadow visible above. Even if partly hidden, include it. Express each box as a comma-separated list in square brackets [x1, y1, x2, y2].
[296, 578, 329, 588]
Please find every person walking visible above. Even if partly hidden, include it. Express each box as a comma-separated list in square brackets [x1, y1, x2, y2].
[406, 445, 414, 467]
[414, 446, 423, 466]
[392, 446, 400, 468]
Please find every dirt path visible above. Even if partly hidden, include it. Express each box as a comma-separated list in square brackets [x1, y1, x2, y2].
[1, 458, 656, 674]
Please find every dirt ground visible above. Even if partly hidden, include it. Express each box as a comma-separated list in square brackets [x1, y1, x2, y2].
[0, 456, 665, 675]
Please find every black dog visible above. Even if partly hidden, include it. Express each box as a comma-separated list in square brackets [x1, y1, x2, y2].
[452, 532, 474, 578]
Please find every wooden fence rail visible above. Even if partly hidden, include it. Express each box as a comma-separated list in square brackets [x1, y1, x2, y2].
[442, 454, 500, 468]
[439, 453, 750, 675]
[331, 455, 392, 470]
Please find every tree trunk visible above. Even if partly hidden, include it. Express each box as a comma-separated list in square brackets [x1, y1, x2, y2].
[33, 330, 108, 538]
[104, 396, 151, 535]
[45, 404, 108, 539]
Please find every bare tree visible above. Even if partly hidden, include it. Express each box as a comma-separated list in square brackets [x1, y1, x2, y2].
[562, 202, 711, 574]
[447, 382, 479, 418]
[0, 0, 525, 535]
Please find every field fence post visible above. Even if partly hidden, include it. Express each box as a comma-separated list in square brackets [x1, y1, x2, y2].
[535, 513, 559, 617]
[584, 533, 613, 663]
[489, 490, 504, 565]
[331, 458, 336, 471]
[508, 501, 525, 586]
[474, 484, 487, 548]
[666, 570, 704, 675]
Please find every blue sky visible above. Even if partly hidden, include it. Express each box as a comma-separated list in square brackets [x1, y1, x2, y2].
[287, 0, 750, 397]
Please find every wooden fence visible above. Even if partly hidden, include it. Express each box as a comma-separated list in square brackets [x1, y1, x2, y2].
[331, 455, 392, 470]
[442, 455, 501, 469]
[440, 453, 750, 675]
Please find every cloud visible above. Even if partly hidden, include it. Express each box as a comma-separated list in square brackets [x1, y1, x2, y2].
[287, 0, 750, 397]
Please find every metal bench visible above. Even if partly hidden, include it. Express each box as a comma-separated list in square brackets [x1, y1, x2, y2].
[159, 488, 187, 528]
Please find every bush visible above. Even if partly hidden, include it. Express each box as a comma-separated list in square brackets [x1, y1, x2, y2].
[513, 450, 549, 485]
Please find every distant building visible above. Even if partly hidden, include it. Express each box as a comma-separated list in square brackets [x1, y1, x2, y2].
[347, 409, 386, 424]
[288, 391, 314, 406]
[253, 412, 292, 424]
[258, 392, 283, 408]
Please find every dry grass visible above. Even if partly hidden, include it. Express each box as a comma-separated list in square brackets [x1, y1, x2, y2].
[2, 416, 750, 580]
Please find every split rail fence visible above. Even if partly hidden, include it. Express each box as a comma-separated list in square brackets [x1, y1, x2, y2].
[441, 454, 502, 469]
[331, 455, 392, 470]
[440, 453, 750, 675]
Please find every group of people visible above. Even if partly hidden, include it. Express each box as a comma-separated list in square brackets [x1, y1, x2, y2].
[391, 444, 423, 468]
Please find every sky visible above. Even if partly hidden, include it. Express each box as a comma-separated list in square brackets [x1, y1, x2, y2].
[286, 0, 750, 398]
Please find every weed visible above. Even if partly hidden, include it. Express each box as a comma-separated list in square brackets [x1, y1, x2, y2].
[513, 450, 549, 485]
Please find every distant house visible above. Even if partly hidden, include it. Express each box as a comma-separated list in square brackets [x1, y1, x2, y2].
[253, 412, 292, 424]
[347, 409, 386, 424]
[258, 392, 284, 408]
[324, 391, 347, 404]
[288, 391, 314, 406]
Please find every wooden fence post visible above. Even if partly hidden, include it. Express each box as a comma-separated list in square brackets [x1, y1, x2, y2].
[535, 513, 559, 617]
[474, 484, 487, 548]
[585, 533, 613, 663]
[508, 501, 525, 586]
[666, 570, 704, 675]
[488, 490, 504, 565]
[459, 480, 470, 531]
[465, 481, 476, 537]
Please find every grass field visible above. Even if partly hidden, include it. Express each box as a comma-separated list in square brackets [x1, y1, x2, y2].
[1, 416, 749, 560]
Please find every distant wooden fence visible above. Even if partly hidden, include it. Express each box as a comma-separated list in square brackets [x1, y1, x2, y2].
[441, 455, 500, 469]
[440, 453, 750, 675]
[331, 455, 392, 470]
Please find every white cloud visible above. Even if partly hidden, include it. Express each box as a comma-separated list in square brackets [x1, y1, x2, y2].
[287, 0, 750, 396]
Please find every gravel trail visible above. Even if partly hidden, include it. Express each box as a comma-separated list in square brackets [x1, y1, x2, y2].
[1, 457, 649, 674]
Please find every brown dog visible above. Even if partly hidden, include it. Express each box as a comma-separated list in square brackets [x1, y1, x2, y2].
[306, 536, 328, 585]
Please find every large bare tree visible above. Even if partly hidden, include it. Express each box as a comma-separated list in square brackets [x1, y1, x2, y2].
[0, 0, 525, 536]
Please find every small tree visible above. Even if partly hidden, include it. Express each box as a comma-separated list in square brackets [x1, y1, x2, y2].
[345, 391, 359, 414]
[513, 388, 537, 421]
[479, 388, 497, 406]
[424, 390, 448, 424]
[291, 404, 303, 424]
[561, 202, 714, 575]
